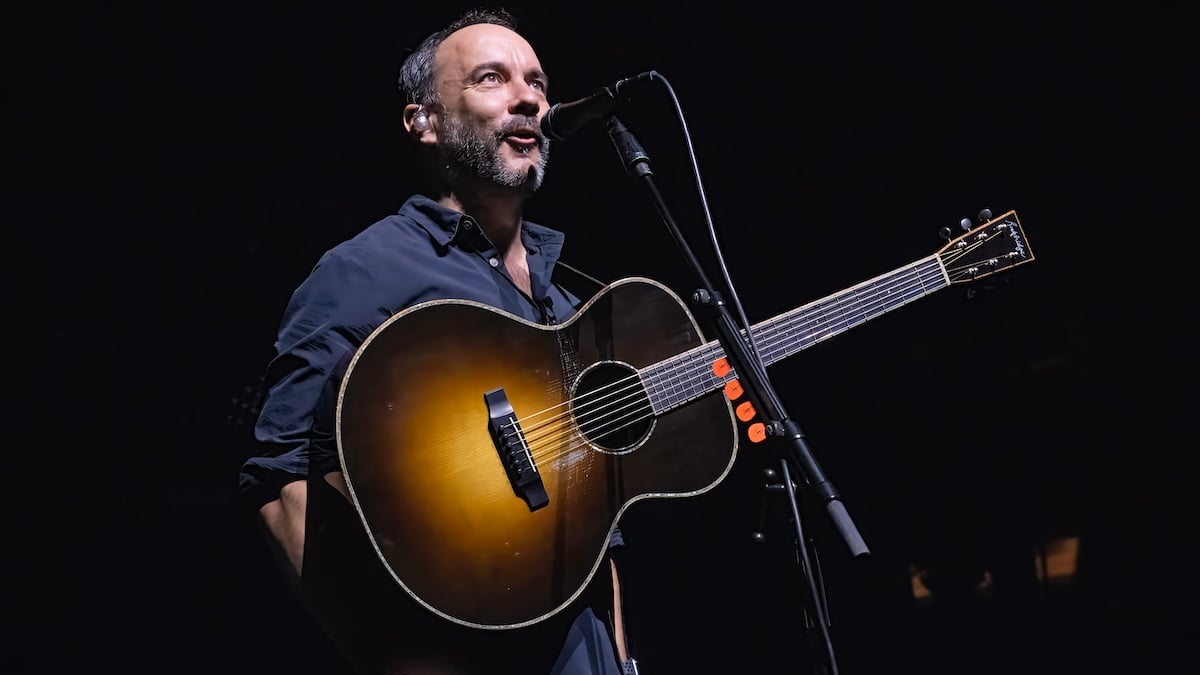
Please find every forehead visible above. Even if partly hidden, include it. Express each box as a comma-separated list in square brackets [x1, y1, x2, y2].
[435, 23, 542, 76]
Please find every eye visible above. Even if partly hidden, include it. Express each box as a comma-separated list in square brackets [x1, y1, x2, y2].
[529, 79, 547, 92]
[480, 72, 502, 84]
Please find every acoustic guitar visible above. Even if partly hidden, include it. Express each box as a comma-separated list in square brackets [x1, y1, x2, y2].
[336, 209, 1035, 630]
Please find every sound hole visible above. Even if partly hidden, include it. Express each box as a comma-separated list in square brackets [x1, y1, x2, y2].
[572, 361, 654, 454]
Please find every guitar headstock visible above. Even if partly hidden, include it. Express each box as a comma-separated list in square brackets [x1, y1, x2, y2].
[937, 209, 1035, 284]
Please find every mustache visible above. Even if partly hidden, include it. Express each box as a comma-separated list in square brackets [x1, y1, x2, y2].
[496, 116, 544, 142]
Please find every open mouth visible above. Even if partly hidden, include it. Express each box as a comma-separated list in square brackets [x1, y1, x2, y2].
[503, 129, 541, 145]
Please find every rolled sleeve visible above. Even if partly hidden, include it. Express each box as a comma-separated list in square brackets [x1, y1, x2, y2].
[238, 252, 384, 510]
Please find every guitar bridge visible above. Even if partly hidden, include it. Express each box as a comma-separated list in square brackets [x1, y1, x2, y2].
[484, 388, 549, 512]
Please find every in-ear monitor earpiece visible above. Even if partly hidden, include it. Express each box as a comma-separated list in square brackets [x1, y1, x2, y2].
[413, 107, 430, 131]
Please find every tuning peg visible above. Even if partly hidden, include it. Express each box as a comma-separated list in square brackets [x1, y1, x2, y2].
[977, 208, 992, 223]
[959, 217, 973, 232]
[938, 226, 952, 241]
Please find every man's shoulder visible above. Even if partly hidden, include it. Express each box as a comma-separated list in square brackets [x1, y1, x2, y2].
[355, 201, 435, 244]
[522, 217, 565, 241]
[320, 202, 433, 263]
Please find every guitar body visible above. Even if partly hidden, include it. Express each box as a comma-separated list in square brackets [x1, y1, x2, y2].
[337, 277, 738, 629]
[335, 208, 1037, 635]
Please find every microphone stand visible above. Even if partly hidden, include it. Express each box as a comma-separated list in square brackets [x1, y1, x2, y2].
[604, 115, 870, 675]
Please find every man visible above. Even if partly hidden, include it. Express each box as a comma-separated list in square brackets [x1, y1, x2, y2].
[239, 8, 631, 675]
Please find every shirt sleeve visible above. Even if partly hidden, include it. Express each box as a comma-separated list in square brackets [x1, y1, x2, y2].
[237, 251, 384, 510]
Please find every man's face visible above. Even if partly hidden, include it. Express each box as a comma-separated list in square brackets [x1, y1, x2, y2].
[432, 23, 552, 192]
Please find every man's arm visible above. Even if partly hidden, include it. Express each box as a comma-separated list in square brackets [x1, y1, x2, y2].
[610, 558, 631, 666]
[256, 472, 351, 580]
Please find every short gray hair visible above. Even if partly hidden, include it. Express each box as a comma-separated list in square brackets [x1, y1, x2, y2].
[397, 8, 521, 106]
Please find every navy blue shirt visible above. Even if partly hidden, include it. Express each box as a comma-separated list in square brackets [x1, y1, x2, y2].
[239, 194, 583, 509]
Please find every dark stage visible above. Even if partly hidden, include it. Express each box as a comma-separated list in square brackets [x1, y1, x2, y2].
[14, 2, 1192, 674]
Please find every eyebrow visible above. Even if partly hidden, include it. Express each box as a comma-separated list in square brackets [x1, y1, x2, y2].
[469, 61, 550, 87]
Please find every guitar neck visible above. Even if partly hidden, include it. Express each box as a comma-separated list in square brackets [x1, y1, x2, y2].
[640, 254, 949, 413]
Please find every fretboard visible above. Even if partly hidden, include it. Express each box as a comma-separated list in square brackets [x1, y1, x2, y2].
[640, 255, 949, 413]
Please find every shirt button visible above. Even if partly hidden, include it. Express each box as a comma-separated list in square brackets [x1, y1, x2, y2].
[489, 257, 500, 267]
[463, 221, 473, 230]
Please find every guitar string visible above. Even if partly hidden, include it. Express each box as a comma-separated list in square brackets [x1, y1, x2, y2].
[518, 239, 994, 464]
[519, 262, 948, 462]
[519, 263, 945, 452]
[528, 235, 1006, 465]
[519, 244, 992, 461]
[516, 244, 991, 463]
[533, 268, 947, 450]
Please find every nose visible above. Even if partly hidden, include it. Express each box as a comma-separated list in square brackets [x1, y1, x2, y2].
[511, 81, 542, 118]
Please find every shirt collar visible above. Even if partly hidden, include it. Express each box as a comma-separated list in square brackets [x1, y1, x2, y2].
[400, 194, 565, 259]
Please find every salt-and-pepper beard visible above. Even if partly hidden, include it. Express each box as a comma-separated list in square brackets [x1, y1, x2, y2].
[439, 113, 551, 193]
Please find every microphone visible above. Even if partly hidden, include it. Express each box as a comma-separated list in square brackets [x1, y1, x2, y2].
[540, 71, 657, 141]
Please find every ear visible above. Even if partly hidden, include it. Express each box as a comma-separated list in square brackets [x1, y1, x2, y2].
[403, 103, 436, 145]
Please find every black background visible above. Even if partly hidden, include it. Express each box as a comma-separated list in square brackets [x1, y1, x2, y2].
[15, 2, 1193, 674]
